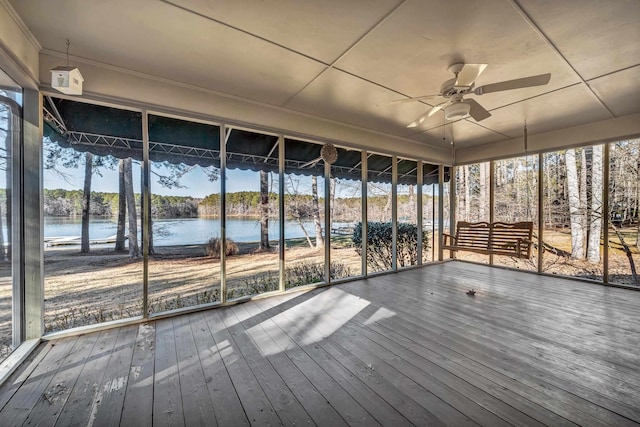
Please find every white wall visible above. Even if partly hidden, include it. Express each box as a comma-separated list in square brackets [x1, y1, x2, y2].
[0, 0, 39, 88]
[455, 113, 640, 164]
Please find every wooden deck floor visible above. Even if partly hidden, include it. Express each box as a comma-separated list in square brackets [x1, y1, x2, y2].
[1, 262, 640, 426]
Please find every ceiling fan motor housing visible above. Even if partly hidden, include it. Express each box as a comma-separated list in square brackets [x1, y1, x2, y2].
[440, 77, 462, 97]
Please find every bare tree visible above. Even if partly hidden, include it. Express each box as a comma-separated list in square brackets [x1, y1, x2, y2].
[462, 165, 470, 220]
[580, 149, 588, 249]
[311, 175, 324, 248]
[123, 158, 139, 258]
[0, 100, 13, 261]
[587, 145, 603, 263]
[565, 149, 584, 258]
[259, 170, 270, 250]
[141, 162, 155, 255]
[479, 162, 488, 219]
[115, 159, 126, 251]
[286, 176, 314, 248]
[80, 152, 93, 253]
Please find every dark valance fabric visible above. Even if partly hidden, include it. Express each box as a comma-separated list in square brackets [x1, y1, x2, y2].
[43, 97, 447, 185]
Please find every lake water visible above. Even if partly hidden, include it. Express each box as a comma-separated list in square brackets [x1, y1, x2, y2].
[44, 217, 353, 246]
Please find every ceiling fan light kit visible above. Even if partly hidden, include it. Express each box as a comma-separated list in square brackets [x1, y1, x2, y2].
[444, 102, 470, 120]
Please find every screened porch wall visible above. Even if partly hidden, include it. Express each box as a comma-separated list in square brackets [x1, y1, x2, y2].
[38, 96, 448, 335]
[452, 142, 640, 289]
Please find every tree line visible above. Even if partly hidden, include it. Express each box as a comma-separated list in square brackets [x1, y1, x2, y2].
[44, 189, 199, 218]
[44, 187, 427, 222]
[44, 189, 374, 219]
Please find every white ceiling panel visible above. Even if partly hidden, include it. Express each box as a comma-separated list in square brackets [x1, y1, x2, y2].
[285, 68, 443, 145]
[589, 66, 640, 117]
[6, 0, 640, 158]
[11, 0, 326, 105]
[334, 0, 579, 103]
[519, 0, 640, 80]
[468, 84, 613, 138]
[162, 0, 403, 64]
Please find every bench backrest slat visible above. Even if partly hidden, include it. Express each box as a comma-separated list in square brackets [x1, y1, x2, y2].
[456, 222, 490, 249]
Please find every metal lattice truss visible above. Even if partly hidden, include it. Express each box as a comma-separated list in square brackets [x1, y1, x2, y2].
[150, 141, 219, 162]
[67, 131, 142, 151]
[58, 130, 346, 176]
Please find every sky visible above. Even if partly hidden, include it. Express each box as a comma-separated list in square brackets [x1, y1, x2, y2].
[44, 163, 262, 198]
[44, 158, 335, 198]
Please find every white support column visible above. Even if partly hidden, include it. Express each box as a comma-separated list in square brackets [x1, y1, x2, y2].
[438, 165, 445, 261]
[392, 156, 398, 270]
[324, 160, 331, 283]
[417, 162, 423, 265]
[449, 166, 456, 260]
[361, 152, 368, 276]
[141, 111, 150, 317]
[538, 153, 544, 272]
[278, 136, 285, 292]
[489, 160, 495, 265]
[22, 89, 43, 340]
[603, 144, 610, 284]
[7, 91, 24, 347]
[219, 125, 227, 302]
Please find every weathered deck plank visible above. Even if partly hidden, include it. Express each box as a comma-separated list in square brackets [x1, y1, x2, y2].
[238, 299, 383, 426]
[250, 294, 414, 426]
[203, 308, 281, 426]
[0, 262, 639, 426]
[217, 305, 314, 425]
[0, 342, 52, 410]
[253, 289, 449, 426]
[230, 302, 350, 426]
[153, 317, 185, 426]
[188, 311, 249, 427]
[23, 333, 98, 426]
[55, 328, 121, 426]
[173, 315, 218, 426]
[92, 325, 138, 427]
[0, 336, 77, 426]
[119, 323, 156, 427]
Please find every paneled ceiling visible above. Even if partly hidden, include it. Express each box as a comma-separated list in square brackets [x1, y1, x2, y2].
[9, 0, 640, 151]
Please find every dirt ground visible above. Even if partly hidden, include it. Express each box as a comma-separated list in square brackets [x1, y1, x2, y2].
[39, 239, 364, 333]
[1, 229, 638, 361]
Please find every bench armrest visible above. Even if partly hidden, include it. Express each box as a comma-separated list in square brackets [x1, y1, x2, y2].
[442, 233, 456, 247]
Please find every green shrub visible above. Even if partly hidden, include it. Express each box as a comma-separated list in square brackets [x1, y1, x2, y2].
[352, 221, 429, 270]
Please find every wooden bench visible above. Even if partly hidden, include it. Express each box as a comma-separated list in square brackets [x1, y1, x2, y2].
[442, 221, 534, 259]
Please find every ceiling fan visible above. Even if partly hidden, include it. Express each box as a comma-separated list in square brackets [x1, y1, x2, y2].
[394, 63, 551, 127]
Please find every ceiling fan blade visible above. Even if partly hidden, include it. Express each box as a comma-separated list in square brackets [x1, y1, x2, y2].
[474, 73, 551, 95]
[407, 111, 429, 128]
[391, 93, 440, 103]
[464, 99, 491, 122]
[428, 102, 447, 117]
[455, 63, 488, 87]
[407, 101, 449, 127]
